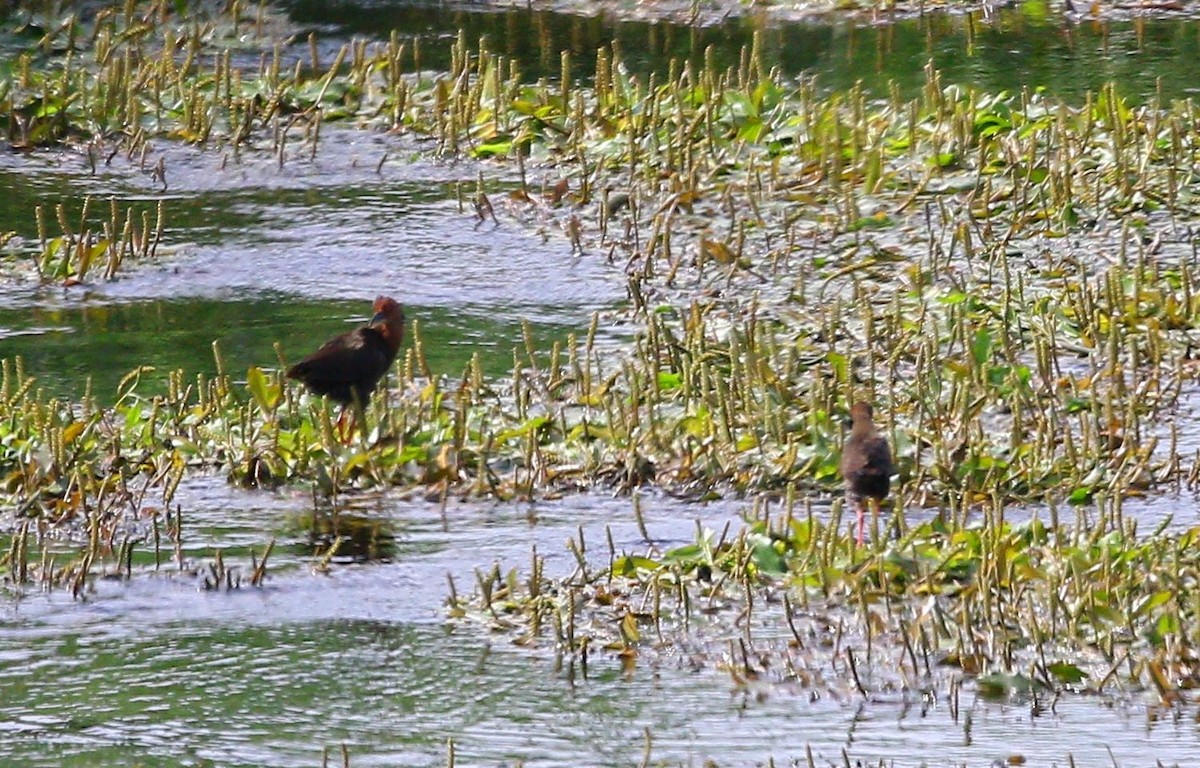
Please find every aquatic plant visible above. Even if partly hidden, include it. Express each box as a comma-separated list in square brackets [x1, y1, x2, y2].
[449, 493, 1200, 706]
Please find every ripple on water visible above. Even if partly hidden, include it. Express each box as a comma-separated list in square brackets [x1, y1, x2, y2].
[0, 131, 624, 321]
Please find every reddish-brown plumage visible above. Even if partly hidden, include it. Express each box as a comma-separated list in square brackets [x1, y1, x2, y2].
[840, 401, 894, 544]
[286, 296, 405, 406]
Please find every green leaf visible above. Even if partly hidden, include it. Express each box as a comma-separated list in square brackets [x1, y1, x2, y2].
[495, 415, 551, 443]
[735, 432, 759, 452]
[611, 555, 662, 576]
[826, 351, 849, 383]
[847, 212, 893, 231]
[81, 239, 109, 279]
[1047, 661, 1087, 684]
[679, 407, 711, 438]
[397, 443, 428, 464]
[977, 672, 1035, 700]
[736, 117, 766, 143]
[1133, 590, 1172, 616]
[657, 372, 682, 392]
[1155, 612, 1181, 637]
[751, 540, 787, 574]
[472, 139, 512, 158]
[1067, 486, 1094, 505]
[970, 328, 993, 366]
[341, 451, 373, 474]
[661, 544, 704, 564]
[246, 366, 281, 413]
[927, 152, 958, 169]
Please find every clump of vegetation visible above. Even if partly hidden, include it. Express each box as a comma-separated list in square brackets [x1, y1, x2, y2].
[450, 493, 1200, 707]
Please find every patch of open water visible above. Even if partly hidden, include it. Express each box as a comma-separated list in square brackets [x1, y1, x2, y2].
[289, 0, 1200, 101]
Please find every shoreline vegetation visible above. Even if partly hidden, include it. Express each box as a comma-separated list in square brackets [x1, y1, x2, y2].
[4, 0, 1200, 731]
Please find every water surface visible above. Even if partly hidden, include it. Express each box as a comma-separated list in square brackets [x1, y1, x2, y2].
[5, 2, 1200, 765]
[0, 132, 626, 400]
[289, 0, 1200, 101]
[2, 484, 1198, 766]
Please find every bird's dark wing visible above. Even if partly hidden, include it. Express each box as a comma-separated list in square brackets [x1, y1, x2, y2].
[861, 437, 892, 472]
[287, 328, 392, 402]
[841, 435, 893, 500]
[841, 436, 891, 473]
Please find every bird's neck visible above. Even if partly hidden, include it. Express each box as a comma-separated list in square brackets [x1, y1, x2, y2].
[851, 422, 877, 440]
[374, 316, 405, 354]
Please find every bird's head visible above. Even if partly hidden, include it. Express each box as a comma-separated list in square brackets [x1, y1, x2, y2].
[847, 401, 878, 435]
[369, 295, 406, 350]
[849, 402, 874, 422]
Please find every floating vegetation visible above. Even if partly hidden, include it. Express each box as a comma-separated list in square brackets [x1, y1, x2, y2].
[449, 494, 1200, 708]
[291, 510, 396, 565]
[0, 472, 275, 596]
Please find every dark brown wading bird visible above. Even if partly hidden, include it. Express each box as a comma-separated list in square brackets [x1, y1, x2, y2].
[840, 401, 894, 545]
[286, 296, 406, 429]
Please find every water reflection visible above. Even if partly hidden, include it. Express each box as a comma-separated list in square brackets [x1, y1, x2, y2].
[1, 480, 1198, 767]
[290, 0, 1200, 102]
[289, 510, 398, 563]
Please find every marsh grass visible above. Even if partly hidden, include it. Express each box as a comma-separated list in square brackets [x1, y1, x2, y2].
[14, 195, 168, 283]
[448, 493, 1200, 708]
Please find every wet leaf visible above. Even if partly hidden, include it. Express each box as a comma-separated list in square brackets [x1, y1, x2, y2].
[847, 212, 893, 231]
[751, 540, 786, 575]
[977, 672, 1036, 700]
[1047, 661, 1087, 685]
[473, 139, 512, 158]
[1132, 590, 1172, 616]
[246, 366, 280, 413]
[61, 421, 85, 444]
[495, 415, 550, 443]
[657, 372, 682, 392]
[620, 611, 640, 644]
[1067, 486, 1095, 505]
[612, 555, 661, 576]
[971, 328, 993, 366]
[702, 236, 737, 265]
[927, 152, 958, 169]
[661, 544, 703, 564]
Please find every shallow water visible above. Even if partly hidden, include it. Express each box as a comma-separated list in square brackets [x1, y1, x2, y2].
[2, 482, 1198, 767]
[290, 0, 1200, 101]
